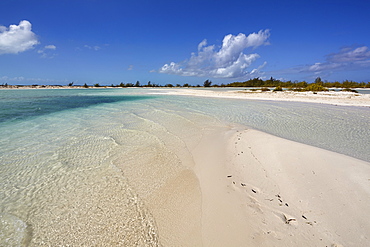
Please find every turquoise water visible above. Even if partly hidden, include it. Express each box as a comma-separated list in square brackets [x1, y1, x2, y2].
[1, 88, 369, 245]
[0, 89, 152, 123]
[1, 89, 162, 246]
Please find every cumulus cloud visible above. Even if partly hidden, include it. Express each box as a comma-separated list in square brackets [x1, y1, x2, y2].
[159, 30, 270, 78]
[0, 20, 39, 54]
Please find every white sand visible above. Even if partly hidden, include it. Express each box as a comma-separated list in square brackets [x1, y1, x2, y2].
[139, 89, 370, 246]
[150, 88, 370, 107]
[191, 126, 370, 246]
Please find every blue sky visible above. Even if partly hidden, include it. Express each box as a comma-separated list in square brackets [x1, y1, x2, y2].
[0, 0, 369, 85]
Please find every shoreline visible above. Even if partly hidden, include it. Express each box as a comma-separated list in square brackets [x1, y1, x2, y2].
[150, 88, 370, 107]
[133, 89, 370, 246]
[2, 86, 370, 106]
[1, 87, 370, 246]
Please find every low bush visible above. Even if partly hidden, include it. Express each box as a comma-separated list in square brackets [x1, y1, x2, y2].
[273, 86, 283, 92]
[303, 84, 328, 92]
[341, 88, 358, 93]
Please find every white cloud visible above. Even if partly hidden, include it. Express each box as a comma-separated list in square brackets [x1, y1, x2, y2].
[307, 62, 341, 72]
[327, 46, 370, 63]
[159, 30, 270, 78]
[299, 46, 370, 75]
[45, 45, 56, 50]
[0, 20, 39, 54]
[127, 65, 134, 70]
[38, 44, 57, 58]
[84, 45, 101, 51]
[0, 75, 68, 84]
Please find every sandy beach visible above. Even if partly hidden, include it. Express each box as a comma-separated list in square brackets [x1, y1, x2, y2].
[1, 88, 369, 246]
[191, 126, 370, 246]
[137, 89, 370, 246]
[150, 88, 370, 107]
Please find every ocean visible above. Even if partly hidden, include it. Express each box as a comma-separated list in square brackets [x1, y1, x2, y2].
[1, 88, 369, 245]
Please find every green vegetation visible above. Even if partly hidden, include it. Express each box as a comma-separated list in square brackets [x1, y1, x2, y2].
[303, 83, 328, 92]
[341, 88, 359, 93]
[273, 86, 283, 92]
[225, 77, 369, 89]
[1, 76, 369, 90]
[203, 80, 212, 87]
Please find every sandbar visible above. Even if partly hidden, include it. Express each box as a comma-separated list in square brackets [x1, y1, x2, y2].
[150, 88, 370, 107]
[140, 89, 370, 246]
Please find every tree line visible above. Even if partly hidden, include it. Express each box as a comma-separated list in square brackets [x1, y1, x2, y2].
[224, 77, 370, 88]
[2, 77, 369, 89]
[92, 77, 370, 89]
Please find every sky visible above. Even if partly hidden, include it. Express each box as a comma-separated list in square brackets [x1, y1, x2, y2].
[0, 0, 369, 86]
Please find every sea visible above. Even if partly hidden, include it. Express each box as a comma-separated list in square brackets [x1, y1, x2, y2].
[1, 88, 369, 246]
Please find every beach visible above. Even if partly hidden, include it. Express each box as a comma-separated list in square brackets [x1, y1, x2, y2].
[150, 88, 370, 107]
[192, 126, 370, 246]
[135, 89, 370, 246]
[1, 88, 369, 246]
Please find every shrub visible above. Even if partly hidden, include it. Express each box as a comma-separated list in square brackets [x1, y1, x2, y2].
[341, 88, 358, 93]
[304, 84, 328, 92]
[203, 80, 212, 87]
[273, 86, 283, 92]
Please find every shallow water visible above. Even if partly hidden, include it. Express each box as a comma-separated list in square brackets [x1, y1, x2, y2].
[0, 88, 369, 245]
[165, 94, 370, 162]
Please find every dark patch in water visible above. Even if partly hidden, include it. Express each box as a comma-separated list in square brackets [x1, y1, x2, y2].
[0, 93, 153, 123]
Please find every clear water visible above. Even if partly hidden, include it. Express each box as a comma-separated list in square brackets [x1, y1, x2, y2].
[165, 95, 370, 162]
[0, 88, 369, 245]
